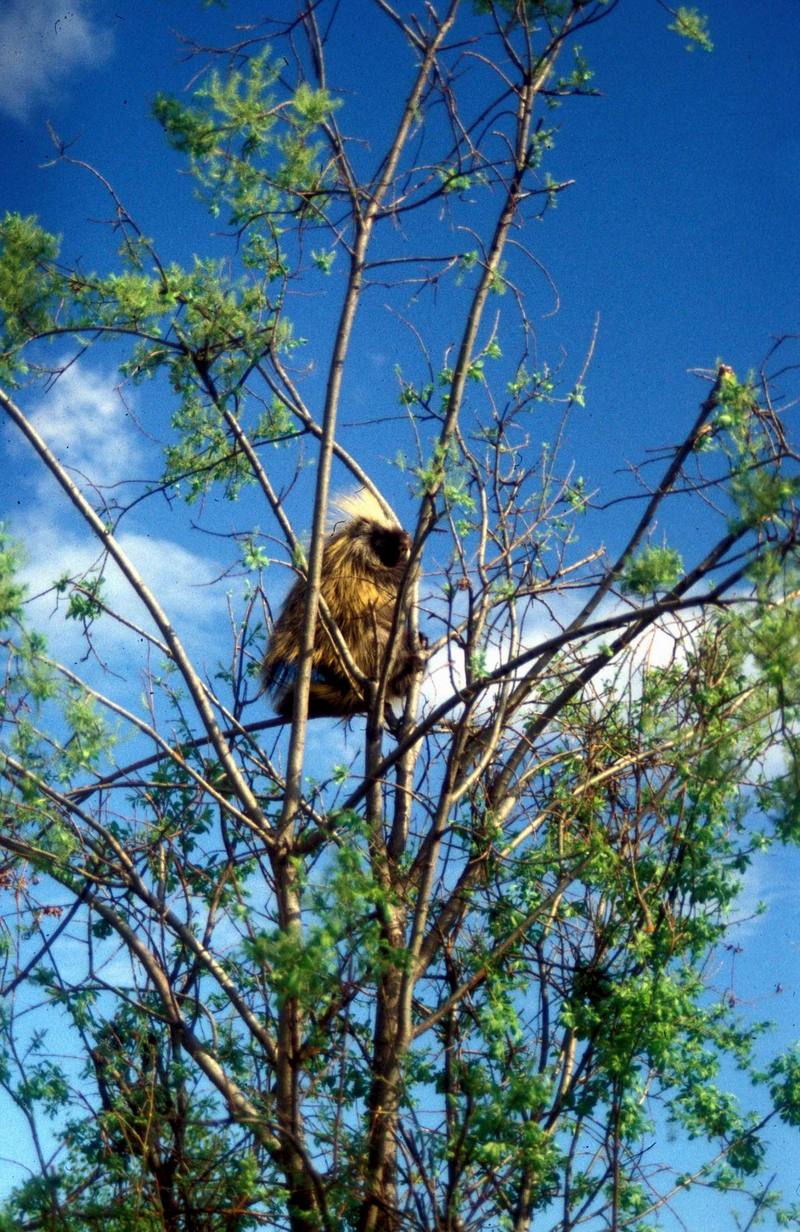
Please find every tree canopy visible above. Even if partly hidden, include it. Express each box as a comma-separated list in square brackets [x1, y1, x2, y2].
[1, 3, 799, 1231]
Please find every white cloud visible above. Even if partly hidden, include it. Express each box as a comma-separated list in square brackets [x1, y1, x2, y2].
[24, 361, 143, 490]
[13, 514, 225, 689]
[723, 845, 800, 945]
[418, 594, 713, 725]
[6, 359, 230, 682]
[118, 531, 223, 632]
[0, 0, 113, 123]
[421, 640, 466, 713]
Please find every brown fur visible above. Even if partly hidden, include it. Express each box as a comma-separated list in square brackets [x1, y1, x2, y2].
[262, 492, 421, 718]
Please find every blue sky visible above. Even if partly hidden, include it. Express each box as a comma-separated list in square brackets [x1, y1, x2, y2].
[2, 0, 800, 1222]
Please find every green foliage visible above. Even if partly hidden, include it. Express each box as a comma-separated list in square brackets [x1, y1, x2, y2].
[769, 1048, 800, 1128]
[2, 1008, 267, 1231]
[61, 691, 115, 778]
[555, 44, 596, 94]
[438, 166, 473, 194]
[415, 438, 475, 516]
[668, 6, 714, 52]
[163, 391, 254, 502]
[702, 371, 800, 531]
[65, 575, 105, 624]
[255, 398, 294, 443]
[565, 476, 587, 512]
[459, 248, 479, 277]
[311, 247, 336, 274]
[18, 1059, 70, 1116]
[620, 544, 684, 595]
[241, 537, 270, 571]
[731, 469, 800, 530]
[0, 545, 120, 803]
[153, 52, 340, 230]
[0, 213, 62, 381]
[526, 126, 556, 170]
[0, 527, 25, 628]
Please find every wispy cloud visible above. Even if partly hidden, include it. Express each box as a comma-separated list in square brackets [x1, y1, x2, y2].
[0, 0, 113, 123]
[23, 361, 143, 490]
[8, 360, 224, 667]
[725, 848, 792, 943]
[17, 521, 225, 669]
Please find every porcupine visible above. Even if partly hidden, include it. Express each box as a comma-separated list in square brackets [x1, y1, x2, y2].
[262, 491, 422, 718]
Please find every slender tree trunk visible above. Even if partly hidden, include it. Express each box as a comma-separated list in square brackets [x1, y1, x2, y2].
[273, 853, 321, 1232]
[359, 916, 407, 1232]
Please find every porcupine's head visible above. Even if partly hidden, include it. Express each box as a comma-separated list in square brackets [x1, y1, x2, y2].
[326, 490, 412, 581]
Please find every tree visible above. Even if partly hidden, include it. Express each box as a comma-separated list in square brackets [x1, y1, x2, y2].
[1, 2, 799, 1230]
